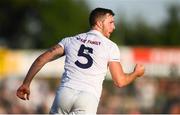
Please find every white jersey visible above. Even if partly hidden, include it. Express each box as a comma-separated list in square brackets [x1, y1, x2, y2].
[58, 30, 120, 101]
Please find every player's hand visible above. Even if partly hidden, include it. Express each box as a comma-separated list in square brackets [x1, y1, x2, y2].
[134, 64, 145, 77]
[16, 84, 30, 100]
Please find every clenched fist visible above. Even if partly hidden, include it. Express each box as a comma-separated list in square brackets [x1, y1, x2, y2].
[134, 64, 145, 77]
[16, 84, 30, 100]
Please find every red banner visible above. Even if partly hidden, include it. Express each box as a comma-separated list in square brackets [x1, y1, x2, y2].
[133, 47, 180, 65]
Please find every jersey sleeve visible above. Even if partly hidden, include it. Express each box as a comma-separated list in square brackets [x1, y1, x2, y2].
[58, 37, 70, 49]
[108, 44, 121, 62]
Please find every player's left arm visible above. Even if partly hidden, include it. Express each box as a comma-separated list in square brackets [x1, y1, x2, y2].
[109, 61, 145, 88]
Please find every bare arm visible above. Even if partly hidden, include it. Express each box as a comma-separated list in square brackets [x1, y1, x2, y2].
[17, 44, 64, 100]
[23, 44, 64, 86]
[109, 61, 145, 88]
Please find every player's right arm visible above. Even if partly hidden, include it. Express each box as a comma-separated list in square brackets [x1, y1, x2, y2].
[109, 61, 145, 88]
[16, 44, 64, 100]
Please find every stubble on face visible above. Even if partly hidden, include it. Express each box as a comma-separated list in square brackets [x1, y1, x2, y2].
[101, 14, 115, 38]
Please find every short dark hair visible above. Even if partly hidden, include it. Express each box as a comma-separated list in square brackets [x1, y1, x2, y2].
[89, 8, 115, 27]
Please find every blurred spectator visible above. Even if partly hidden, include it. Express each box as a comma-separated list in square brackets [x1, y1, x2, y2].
[134, 77, 157, 113]
[169, 102, 180, 114]
[0, 76, 179, 114]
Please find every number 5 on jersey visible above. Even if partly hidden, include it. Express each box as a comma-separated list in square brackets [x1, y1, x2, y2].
[75, 44, 93, 69]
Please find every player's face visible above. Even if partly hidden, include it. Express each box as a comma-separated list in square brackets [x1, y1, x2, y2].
[102, 14, 115, 38]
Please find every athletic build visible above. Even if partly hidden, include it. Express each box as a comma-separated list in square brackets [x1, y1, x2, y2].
[16, 8, 145, 114]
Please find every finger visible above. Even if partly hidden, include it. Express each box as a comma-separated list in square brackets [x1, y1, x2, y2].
[17, 92, 26, 100]
[17, 89, 27, 100]
[26, 89, 30, 100]
[26, 93, 30, 100]
[20, 96, 26, 100]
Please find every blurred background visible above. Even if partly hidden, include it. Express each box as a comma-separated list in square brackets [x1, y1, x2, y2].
[0, 0, 180, 114]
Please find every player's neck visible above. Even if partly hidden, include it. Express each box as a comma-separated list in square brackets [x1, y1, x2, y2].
[91, 26, 108, 38]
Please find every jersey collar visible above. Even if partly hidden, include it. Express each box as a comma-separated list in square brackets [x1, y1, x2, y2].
[88, 30, 107, 39]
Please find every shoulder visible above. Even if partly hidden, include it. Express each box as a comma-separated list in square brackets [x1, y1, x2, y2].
[63, 32, 87, 40]
[59, 32, 87, 45]
[74, 32, 88, 39]
[102, 39, 119, 54]
[102, 37, 118, 49]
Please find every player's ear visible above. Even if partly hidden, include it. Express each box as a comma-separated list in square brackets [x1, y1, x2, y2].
[96, 21, 103, 29]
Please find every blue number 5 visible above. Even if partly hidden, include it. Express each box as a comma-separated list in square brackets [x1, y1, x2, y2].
[75, 44, 93, 69]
